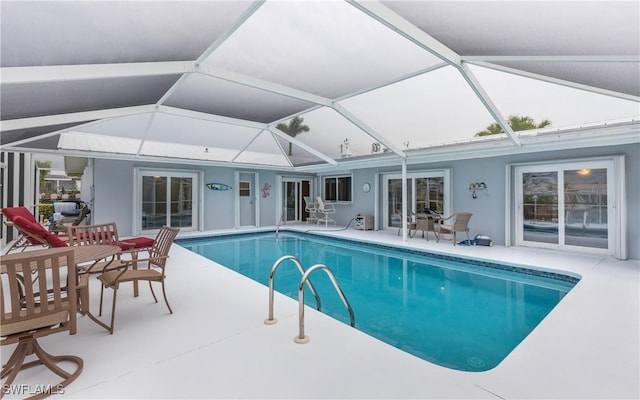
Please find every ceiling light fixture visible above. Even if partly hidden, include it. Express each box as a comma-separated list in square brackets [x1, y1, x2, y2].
[577, 169, 591, 176]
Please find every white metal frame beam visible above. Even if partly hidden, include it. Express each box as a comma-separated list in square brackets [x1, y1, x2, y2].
[460, 63, 520, 146]
[197, 64, 332, 106]
[0, 105, 155, 133]
[461, 55, 640, 63]
[348, 0, 460, 66]
[192, 58, 406, 164]
[158, 105, 265, 130]
[467, 61, 640, 103]
[159, 106, 338, 166]
[268, 126, 338, 166]
[350, 0, 516, 146]
[155, 0, 265, 107]
[1, 62, 192, 84]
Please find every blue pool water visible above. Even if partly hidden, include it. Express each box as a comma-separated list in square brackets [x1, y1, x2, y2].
[178, 231, 578, 371]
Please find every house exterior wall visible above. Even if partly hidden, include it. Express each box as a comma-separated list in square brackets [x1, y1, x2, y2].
[93, 142, 639, 260]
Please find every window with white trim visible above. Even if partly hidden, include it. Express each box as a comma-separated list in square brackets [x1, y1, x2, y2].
[323, 175, 352, 202]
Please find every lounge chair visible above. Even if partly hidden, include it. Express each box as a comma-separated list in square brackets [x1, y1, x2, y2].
[4, 213, 69, 253]
[316, 196, 336, 226]
[50, 205, 91, 234]
[1, 248, 83, 395]
[97, 226, 180, 334]
[1, 206, 53, 253]
[436, 212, 473, 245]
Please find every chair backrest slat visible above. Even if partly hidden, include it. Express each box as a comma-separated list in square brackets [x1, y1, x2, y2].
[68, 222, 120, 246]
[1, 248, 77, 340]
[149, 226, 179, 269]
[71, 206, 91, 227]
[453, 212, 472, 231]
[303, 196, 316, 211]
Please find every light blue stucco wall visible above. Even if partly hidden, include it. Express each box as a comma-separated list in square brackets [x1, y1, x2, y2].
[93, 160, 284, 235]
[93, 142, 639, 259]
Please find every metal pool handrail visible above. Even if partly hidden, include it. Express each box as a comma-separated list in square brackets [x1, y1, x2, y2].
[295, 263, 355, 344]
[264, 255, 321, 325]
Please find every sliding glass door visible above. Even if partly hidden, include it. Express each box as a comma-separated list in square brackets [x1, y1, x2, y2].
[138, 169, 198, 233]
[516, 159, 616, 254]
[383, 171, 449, 230]
[282, 178, 312, 223]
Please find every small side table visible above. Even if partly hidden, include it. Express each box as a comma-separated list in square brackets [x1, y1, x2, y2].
[354, 215, 374, 230]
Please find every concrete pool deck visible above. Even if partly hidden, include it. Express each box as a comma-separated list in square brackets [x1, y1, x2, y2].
[2, 226, 638, 399]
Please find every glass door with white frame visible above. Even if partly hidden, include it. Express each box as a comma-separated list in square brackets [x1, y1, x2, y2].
[139, 170, 198, 233]
[516, 161, 614, 253]
[384, 172, 448, 230]
[282, 179, 312, 223]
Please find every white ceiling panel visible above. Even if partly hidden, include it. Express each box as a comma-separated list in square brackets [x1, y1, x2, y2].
[339, 66, 498, 149]
[205, 1, 443, 98]
[0, 1, 254, 67]
[384, 1, 639, 56]
[470, 64, 640, 128]
[1, 75, 179, 119]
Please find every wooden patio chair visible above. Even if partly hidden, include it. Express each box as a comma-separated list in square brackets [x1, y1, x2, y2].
[67, 222, 157, 315]
[97, 226, 180, 334]
[395, 209, 417, 237]
[67, 223, 128, 273]
[436, 212, 473, 245]
[1, 248, 83, 397]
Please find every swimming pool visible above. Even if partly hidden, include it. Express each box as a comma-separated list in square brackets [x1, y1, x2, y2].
[178, 231, 578, 371]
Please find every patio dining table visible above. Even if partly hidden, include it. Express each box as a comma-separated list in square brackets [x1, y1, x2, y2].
[72, 244, 122, 274]
[71, 244, 122, 332]
[412, 213, 440, 240]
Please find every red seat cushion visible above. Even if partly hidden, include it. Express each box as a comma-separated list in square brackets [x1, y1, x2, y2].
[12, 215, 50, 238]
[12, 216, 68, 248]
[2, 206, 37, 223]
[45, 234, 69, 248]
[119, 237, 154, 251]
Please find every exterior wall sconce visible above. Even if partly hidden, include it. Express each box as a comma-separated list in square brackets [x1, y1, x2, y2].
[469, 182, 487, 199]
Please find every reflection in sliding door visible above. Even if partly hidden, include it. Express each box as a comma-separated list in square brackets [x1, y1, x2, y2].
[139, 170, 197, 233]
[384, 172, 448, 230]
[387, 179, 412, 229]
[522, 171, 559, 244]
[142, 176, 167, 230]
[517, 160, 616, 255]
[169, 176, 193, 228]
[564, 168, 608, 249]
[282, 179, 312, 223]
